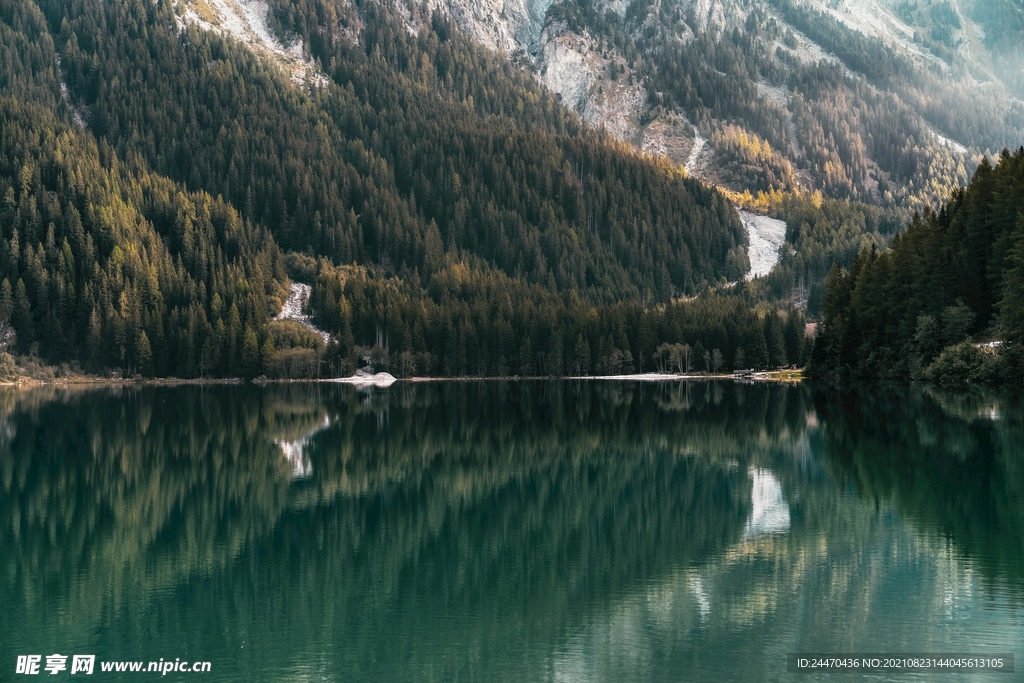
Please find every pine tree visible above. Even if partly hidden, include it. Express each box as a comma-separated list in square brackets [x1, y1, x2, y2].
[136, 330, 153, 376]
[241, 327, 261, 378]
[0, 279, 12, 323]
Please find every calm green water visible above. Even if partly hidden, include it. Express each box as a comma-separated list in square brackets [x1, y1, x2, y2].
[1, 382, 1022, 682]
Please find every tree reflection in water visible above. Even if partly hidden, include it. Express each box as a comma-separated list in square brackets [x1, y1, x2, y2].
[0, 382, 1020, 682]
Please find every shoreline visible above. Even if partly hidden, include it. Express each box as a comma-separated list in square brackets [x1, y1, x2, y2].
[1, 370, 805, 387]
[407, 370, 804, 382]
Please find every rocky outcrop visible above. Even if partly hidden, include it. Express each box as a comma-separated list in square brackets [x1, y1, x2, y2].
[411, 0, 556, 53]
[174, 0, 324, 85]
[537, 26, 595, 109]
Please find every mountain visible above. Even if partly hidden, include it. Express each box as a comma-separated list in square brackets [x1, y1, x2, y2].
[172, 0, 1024, 207]
[259, 0, 1024, 313]
[409, 0, 1024, 204]
[4, 0, 1019, 379]
[2, 0, 812, 379]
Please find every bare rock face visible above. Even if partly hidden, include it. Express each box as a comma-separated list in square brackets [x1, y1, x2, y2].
[535, 18, 650, 147]
[537, 26, 595, 110]
[528, 0, 745, 167]
[422, 0, 732, 186]
[177, 0, 994, 243]
[688, 0, 729, 32]
[581, 75, 646, 143]
[433, 0, 662, 123]
[419, 0, 555, 53]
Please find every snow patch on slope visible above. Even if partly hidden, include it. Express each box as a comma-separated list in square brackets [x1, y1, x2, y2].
[276, 283, 332, 344]
[738, 210, 787, 280]
[684, 124, 707, 176]
[927, 125, 968, 155]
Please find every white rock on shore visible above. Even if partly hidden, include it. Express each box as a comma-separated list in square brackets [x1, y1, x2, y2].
[329, 371, 397, 387]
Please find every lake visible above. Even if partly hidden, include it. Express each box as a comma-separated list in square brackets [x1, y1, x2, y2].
[1, 381, 1021, 681]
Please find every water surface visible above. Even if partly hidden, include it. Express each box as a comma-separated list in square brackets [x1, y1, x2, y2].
[1, 382, 1021, 681]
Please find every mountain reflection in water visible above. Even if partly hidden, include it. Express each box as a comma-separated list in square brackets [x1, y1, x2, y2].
[743, 468, 791, 538]
[0, 382, 1021, 682]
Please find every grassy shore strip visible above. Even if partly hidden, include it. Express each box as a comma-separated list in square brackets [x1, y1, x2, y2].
[746, 369, 805, 381]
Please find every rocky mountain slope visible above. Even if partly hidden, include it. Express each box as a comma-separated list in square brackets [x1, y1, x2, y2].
[219, 0, 1020, 207]
[527, 0, 1023, 201]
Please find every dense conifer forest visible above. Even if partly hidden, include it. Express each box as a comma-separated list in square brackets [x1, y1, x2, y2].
[300, 254, 808, 377]
[809, 148, 1024, 383]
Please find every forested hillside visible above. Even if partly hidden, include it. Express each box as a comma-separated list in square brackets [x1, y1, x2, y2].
[0, 98, 288, 377]
[49, 0, 746, 300]
[0, 0, 816, 378]
[809, 148, 1024, 383]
